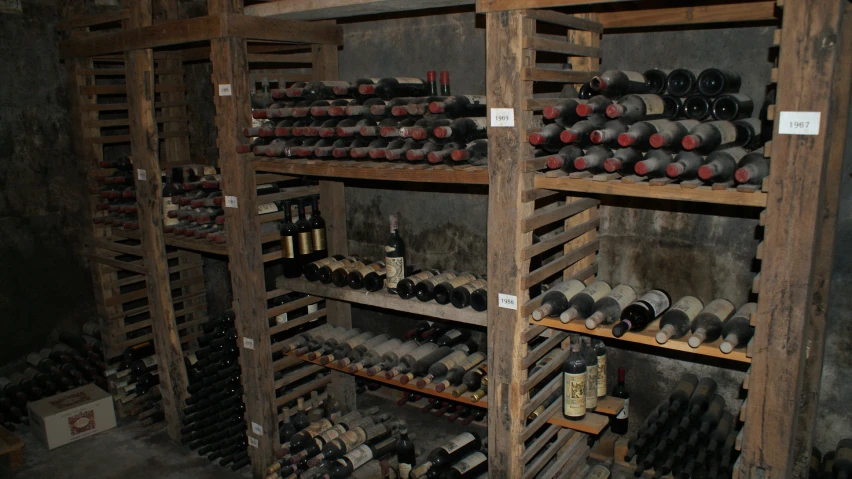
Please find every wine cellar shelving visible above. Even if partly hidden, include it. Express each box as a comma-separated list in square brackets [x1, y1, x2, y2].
[58, 0, 849, 478]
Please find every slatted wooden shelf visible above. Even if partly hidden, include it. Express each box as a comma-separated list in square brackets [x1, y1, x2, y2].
[534, 175, 769, 208]
[274, 277, 487, 327]
[532, 317, 752, 364]
[111, 228, 281, 256]
[253, 159, 489, 185]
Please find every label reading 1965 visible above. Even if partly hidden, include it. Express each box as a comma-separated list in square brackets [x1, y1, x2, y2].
[778, 111, 821, 135]
[498, 293, 518, 310]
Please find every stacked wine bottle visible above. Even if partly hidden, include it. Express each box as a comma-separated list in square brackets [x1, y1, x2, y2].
[0, 322, 108, 431]
[91, 157, 142, 230]
[812, 440, 852, 479]
[533, 279, 755, 354]
[534, 68, 771, 188]
[240, 72, 489, 168]
[624, 374, 738, 478]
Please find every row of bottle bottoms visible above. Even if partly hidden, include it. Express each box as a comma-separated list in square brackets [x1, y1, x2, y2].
[811, 440, 852, 479]
[534, 281, 754, 353]
[387, 390, 486, 426]
[623, 374, 738, 478]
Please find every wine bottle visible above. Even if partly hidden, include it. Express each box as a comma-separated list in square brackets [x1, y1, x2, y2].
[687, 299, 736, 347]
[385, 343, 439, 379]
[410, 432, 484, 477]
[617, 119, 671, 148]
[585, 284, 637, 329]
[317, 257, 358, 284]
[429, 95, 486, 118]
[665, 374, 700, 417]
[711, 93, 754, 121]
[697, 147, 748, 183]
[644, 69, 671, 95]
[338, 334, 391, 368]
[545, 145, 584, 171]
[655, 296, 704, 344]
[425, 142, 463, 164]
[435, 352, 486, 393]
[560, 281, 612, 323]
[415, 271, 459, 302]
[433, 273, 478, 305]
[563, 338, 587, 420]
[834, 439, 852, 478]
[470, 285, 488, 312]
[382, 215, 406, 294]
[573, 146, 613, 173]
[647, 119, 698, 150]
[531, 279, 586, 321]
[719, 302, 756, 353]
[363, 340, 419, 376]
[603, 148, 643, 174]
[606, 94, 669, 122]
[319, 332, 374, 365]
[665, 151, 706, 180]
[575, 95, 612, 117]
[543, 98, 585, 125]
[451, 139, 488, 165]
[611, 367, 630, 435]
[453, 363, 487, 398]
[581, 337, 598, 411]
[450, 279, 488, 309]
[682, 94, 712, 121]
[590, 119, 632, 145]
[611, 289, 671, 338]
[276, 201, 301, 278]
[528, 123, 566, 151]
[393, 270, 437, 300]
[438, 451, 488, 478]
[734, 151, 769, 185]
[696, 394, 726, 436]
[697, 69, 741, 97]
[681, 120, 738, 153]
[306, 329, 362, 360]
[734, 117, 764, 150]
[666, 69, 701, 97]
[685, 377, 718, 420]
[591, 70, 651, 97]
[314, 422, 394, 467]
[358, 77, 428, 100]
[415, 348, 469, 388]
[280, 324, 334, 354]
[560, 116, 606, 144]
[294, 198, 314, 269]
[634, 150, 674, 178]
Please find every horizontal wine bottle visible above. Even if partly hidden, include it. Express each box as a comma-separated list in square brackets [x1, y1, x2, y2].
[682, 94, 712, 121]
[531, 279, 585, 321]
[665, 151, 706, 180]
[560, 281, 612, 323]
[363, 340, 419, 376]
[435, 352, 486, 393]
[634, 150, 674, 178]
[342, 337, 397, 370]
[655, 296, 704, 344]
[697, 68, 741, 97]
[573, 146, 613, 173]
[719, 302, 756, 353]
[450, 279, 487, 309]
[415, 271, 458, 302]
[545, 145, 584, 171]
[612, 289, 671, 338]
[603, 147, 642, 174]
[687, 299, 736, 348]
[433, 273, 478, 305]
[584, 284, 637, 329]
[591, 70, 651, 97]
[697, 147, 748, 183]
[396, 269, 440, 300]
[734, 150, 769, 185]
[666, 69, 700, 97]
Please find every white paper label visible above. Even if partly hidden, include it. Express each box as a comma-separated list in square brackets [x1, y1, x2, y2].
[778, 111, 821, 135]
[308, 304, 318, 314]
[498, 293, 517, 310]
[225, 196, 238, 208]
[248, 436, 258, 448]
[251, 422, 263, 435]
[136, 169, 147, 181]
[343, 444, 374, 470]
[617, 398, 629, 419]
[443, 432, 475, 454]
[490, 108, 515, 127]
[275, 313, 288, 325]
[218, 84, 232, 96]
[243, 337, 255, 350]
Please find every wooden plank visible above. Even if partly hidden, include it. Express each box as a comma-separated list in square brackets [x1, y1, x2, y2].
[56, 9, 131, 31]
[86, 253, 148, 275]
[535, 175, 769, 207]
[523, 67, 595, 83]
[267, 295, 322, 319]
[597, 2, 777, 29]
[247, 53, 313, 63]
[523, 35, 601, 57]
[274, 375, 333, 406]
[82, 115, 188, 128]
[274, 277, 487, 327]
[253, 159, 490, 185]
[486, 11, 534, 478]
[86, 238, 145, 257]
[227, 14, 344, 45]
[792, 7, 852, 477]
[523, 428, 578, 479]
[258, 185, 321, 203]
[268, 309, 327, 336]
[521, 9, 604, 33]
[80, 100, 185, 112]
[244, 0, 476, 20]
[124, 0, 188, 444]
[521, 239, 599, 290]
[521, 346, 569, 395]
[741, 0, 846, 475]
[211, 27, 278, 477]
[521, 188, 561, 203]
[521, 331, 568, 369]
[521, 197, 598, 232]
[79, 84, 184, 95]
[521, 218, 599, 260]
[521, 424, 561, 464]
[274, 364, 325, 389]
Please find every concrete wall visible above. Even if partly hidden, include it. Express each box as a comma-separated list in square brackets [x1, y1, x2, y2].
[0, 1, 96, 366]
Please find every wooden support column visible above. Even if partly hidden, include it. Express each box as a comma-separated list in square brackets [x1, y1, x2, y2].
[124, 0, 189, 442]
[485, 10, 535, 478]
[740, 0, 847, 476]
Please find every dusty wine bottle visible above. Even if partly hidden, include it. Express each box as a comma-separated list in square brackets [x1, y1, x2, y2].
[711, 93, 754, 121]
[687, 299, 736, 348]
[697, 68, 741, 97]
[581, 337, 598, 411]
[734, 150, 769, 185]
[450, 279, 488, 309]
[682, 94, 712, 121]
[655, 296, 704, 344]
[648, 119, 700, 149]
[561, 281, 612, 323]
[698, 147, 748, 183]
[612, 290, 671, 338]
[603, 148, 643, 174]
[591, 70, 651, 97]
[396, 270, 440, 300]
[606, 94, 668, 122]
[585, 284, 637, 329]
[634, 150, 674, 178]
[573, 146, 613, 173]
[666, 69, 701, 97]
[665, 151, 706, 180]
[545, 145, 584, 171]
[531, 279, 586, 321]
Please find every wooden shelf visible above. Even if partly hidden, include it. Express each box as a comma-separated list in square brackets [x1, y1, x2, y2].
[243, 0, 476, 21]
[285, 350, 624, 435]
[112, 229, 280, 256]
[253, 159, 489, 185]
[535, 175, 768, 208]
[274, 277, 488, 327]
[532, 317, 751, 364]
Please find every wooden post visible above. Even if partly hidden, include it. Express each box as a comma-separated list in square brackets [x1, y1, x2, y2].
[124, 0, 189, 442]
[740, 0, 847, 476]
[485, 10, 535, 478]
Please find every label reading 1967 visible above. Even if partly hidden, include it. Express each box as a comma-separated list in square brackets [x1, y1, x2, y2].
[498, 293, 517, 310]
[490, 108, 515, 128]
[778, 111, 821, 135]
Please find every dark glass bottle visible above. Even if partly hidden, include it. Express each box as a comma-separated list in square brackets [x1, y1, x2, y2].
[611, 367, 630, 435]
[295, 198, 314, 268]
[280, 201, 301, 278]
[384, 215, 406, 294]
[611, 290, 671, 338]
[562, 338, 587, 421]
[396, 423, 417, 473]
[309, 195, 327, 263]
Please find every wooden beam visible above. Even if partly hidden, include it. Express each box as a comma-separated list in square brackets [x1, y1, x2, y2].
[227, 14, 343, 45]
[597, 2, 777, 29]
[56, 9, 130, 31]
[740, 0, 847, 477]
[243, 0, 475, 21]
[478, 0, 631, 14]
[485, 10, 534, 479]
[124, 0, 189, 444]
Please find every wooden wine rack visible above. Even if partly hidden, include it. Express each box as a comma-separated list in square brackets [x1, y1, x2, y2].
[59, 0, 849, 478]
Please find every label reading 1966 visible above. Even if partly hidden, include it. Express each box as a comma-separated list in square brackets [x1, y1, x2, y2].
[498, 293, 517, 310]
[778, 111, 821, 135]
[243, 337, 255, 350]
[490, 108, 515, 127]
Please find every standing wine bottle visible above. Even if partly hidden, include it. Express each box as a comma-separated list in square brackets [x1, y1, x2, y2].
[687, 299, 736, 348]
[711, 93, 754, 121]
[611, 367, 630, 435]
[606, 94, 669, 122]
[697, 69, 741, 96]
[410, 432, 484, 477]
[385, 215, 406, 295]
[531, 279, 586, 321]
[295, 198, 314, 269]
[594, 339, 607, 399]
[590, 70, 651, 97]
[563, 337, 587, 420]
[734, 151, 770, 185]
[666, 69, 701, 97]
[655, 296, 704, 344]
[665, 151, 706, 180]
[634, 150, 674, 178]
[603, 148, 643, 174]
[719, 302, 756, 353]
[697, 147, 748, 183]
[581, 337, 598, 411]
[309, 196, 327, 262]
[560, 281, 612, 323]
[611, 289, 671, 338]
[279, 203, 300, 278]
[397, 423, 416, 477]
[573, 146, 613, 173]
[585, 284, 637, 329]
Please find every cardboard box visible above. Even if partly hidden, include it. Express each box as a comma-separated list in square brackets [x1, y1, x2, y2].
[27, 384, 117, 450]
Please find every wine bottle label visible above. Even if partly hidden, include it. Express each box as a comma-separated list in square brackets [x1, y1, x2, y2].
[186, 352, 198, 366]
[734, 302, 758, 320]
[563, 372, 586, 417]
[837, 449, 852, 461]
[298, 232, 313, 255]
[597, 354, 607, 397]
[385, 257, 405, 288]
[456, 352, 486, 371]
[120, 394, 137, 403]
[637, 290, 670, 318]
[470, 118, 488, 129]
[308, 304, 319, 314]
[702, 299, 736, 321]
[354, 262, 384, 276]
[115, 369, 130, 379]
[326, 258, 356, 270]
[258, 203, 278, 215]
[451, 451, 487, 473]
[312, 228, 327, 251]
[444, 274, 477, 289]
[319, 81, 351, 88]
[310, 257, 336, 268]
[443, 330, 462, 341]
[394, 77, 424, 85]
[399, 463, 412, 479]
[304, 419, 333, 438]
[26, 353, 42, 367]
[584, 282, 613, 303]
[405, 271, 436, 282]
[142, 356, 157, 368]
[281, 236, 295, 259]
[275, 313, 288, 325]
[339, 428, 367, 451]
[319, 424, 346, 443]
[623, 71, 647, 82]
[436, 350, 467, 371]
[459, 279, 487, 293]
[442, 432, 475, 454]
[343, 444, 374, 470]
[638, 94, 665, 115]
[256, 183, 275, 191]
[616, 398, 629, 419]
[203, 167, 218, 175]
[585, 366, 599, 409]
[670, 296, 704, 318]
[462, 95, 486, 105]
[163, 202, 178, 215]
[713, 121, 738, 144]
[554, 279, 586, 300]
[164, 217, 179, 227]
